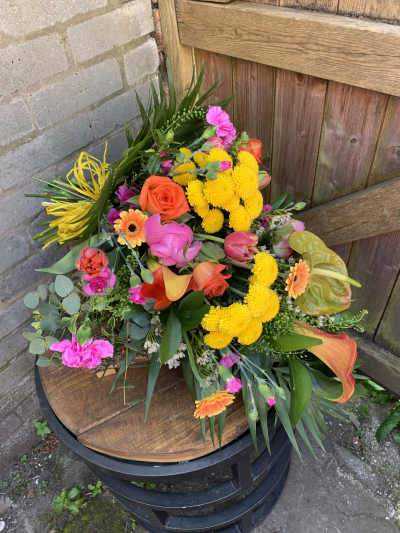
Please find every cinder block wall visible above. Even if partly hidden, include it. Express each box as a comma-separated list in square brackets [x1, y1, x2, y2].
[0, 0, 161, 474]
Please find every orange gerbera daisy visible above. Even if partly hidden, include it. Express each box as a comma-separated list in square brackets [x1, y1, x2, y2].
[194, 390, 234, 419]
[114, 209, 147, 247]
[286, 259, 310, 298]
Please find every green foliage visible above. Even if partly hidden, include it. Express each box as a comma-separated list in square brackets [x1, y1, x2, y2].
[376, 403, 400, 443]
[159, 309, 182, 364]
[24, 292, 39, 309]
[54, 487, 87, 515]
[88, 481, 102, 498]
[34, 420, 51, 440]
[269, 332, 322, 353]
[20, 455, 27, 463]
[288, 359, 312, 428]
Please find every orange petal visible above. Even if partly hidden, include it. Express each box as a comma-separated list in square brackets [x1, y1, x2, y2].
[294, 321, 357, 404]
[162, 265, 194, 302]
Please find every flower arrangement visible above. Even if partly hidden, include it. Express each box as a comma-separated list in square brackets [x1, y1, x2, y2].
[24, 64, 368, 456]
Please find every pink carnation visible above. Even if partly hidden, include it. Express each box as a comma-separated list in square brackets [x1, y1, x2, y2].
[50, 334, 113, 369]
[116, 184, 139, 208]
[267, 397, 276, 406]
[206, 106, 236, 149]
[129, 286, 147, 305]
[226, 377, 242, 394]
[218, 161, 232, 171]
[219, 352, 241, 369]
[82, 267, 116, 296]
[160, 152, 173, 174]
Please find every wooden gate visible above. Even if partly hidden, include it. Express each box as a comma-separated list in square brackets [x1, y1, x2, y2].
[158, 0, 400, 394]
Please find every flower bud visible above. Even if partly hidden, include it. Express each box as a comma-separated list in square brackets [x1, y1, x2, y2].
[202, 141, 215, 151]
[141, 269, 154, 284]
[207, 161, 221, 172]
[248, 407, 258, 422]
[130, 275, 142, 288]
[258, 171, 272, 190]
[275, 387, 286, 399]
[201, 125, 217, 139]
[258, 381, 274, 402]
[206, 171, 218, 180]
[217, 364, 233, 383]
[76, 321, 92, 346]
[293, 202, 306, 211]
[165, 130, 174, 142]
[176, 152, 186, 163]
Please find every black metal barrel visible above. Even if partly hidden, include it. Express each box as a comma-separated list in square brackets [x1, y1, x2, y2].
[35, 365, 291, 533]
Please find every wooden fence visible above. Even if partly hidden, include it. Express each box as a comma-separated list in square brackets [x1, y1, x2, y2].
[158, 0, 400, 394]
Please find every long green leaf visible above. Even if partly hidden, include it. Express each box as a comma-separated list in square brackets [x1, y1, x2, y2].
[295, 418, 317, 459]
[182, 353, 196, 402]
[254, 385, 271, 454]
[195, 379, 206, 444]
[144, 351, 162, 422]
[376, 405, 400, 443]
[36, 235, 100, 274]
[241, 372, 258, 454]
[218, 409, 227, 449]
[159, 309, 182, 364]
[288, 358, 312, 428]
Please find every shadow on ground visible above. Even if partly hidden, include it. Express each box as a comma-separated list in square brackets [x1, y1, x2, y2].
[1, 397, 400, 533]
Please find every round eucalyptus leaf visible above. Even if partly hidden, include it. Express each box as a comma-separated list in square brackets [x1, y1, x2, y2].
[55, 275, 74, 297]
[49, 294, 59, 306]
[62, 293, 81, 315]
[36, 356, 50, 367]
[24, 292, 39, 309]
[38, 284, 47, 300]
[51, 358, 63, 367]
[29, 337, 46, 354]
[49, 282, 56, 293]
[45, 336, 59, 347]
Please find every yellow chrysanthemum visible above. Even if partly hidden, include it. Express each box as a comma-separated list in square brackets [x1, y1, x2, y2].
[208, 147, 232, 166]
[172, 161, 197, 186]
[237, 319, 263, 345]
[201, 306, 225, 332]
[42, 146, 110, 248]
[180, 147, 192, 158]
[196, 201, 210, 218]
[251, 252, 279, 287]
[261, 290, 280, 323]
[249, 274, 258, 285]
[221, 194, 241, 213]
[244, 282, 271, 318]
[202, 209, 224, 234]
[229, 206, 251, 232]
[193, 151, 209, 168]
[219, 303, 251, 336]
[232, 165, 259, 199]
[244, 190, 263, 220]
[186, 179, 205, 207]
[204, 174, 235, 207]
[238, 150, 259, 173]
[204, 331, 233, 349]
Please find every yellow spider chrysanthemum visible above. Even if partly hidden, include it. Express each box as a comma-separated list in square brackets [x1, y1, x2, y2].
[261, 290, 280, 323]
[244, 190, 264, 220]
[202, 209, 224, 233]
[251, 252, 279, 287]
[204, 174, 235, 207]
[114, 209, 148, 247]
[193, 151, 210, 168]
[238, 150, 259, 173]
[232, 165, 259, 199]
[172, 161, 197, 186]
[42, 145, 110, 248]
[237, 319, 263, 345]
[229, 206, 251, 232]
[201, 306, 225, 332]
[244, 282, 271, 318]
[196, 201, 210, 218]
[186, 179, 205, 206]
[219, 303, 251, 336]
[204, 331, 233, 349]
[222, 194, 241, 213]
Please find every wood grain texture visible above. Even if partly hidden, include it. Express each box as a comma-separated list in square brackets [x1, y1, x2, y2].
[235, 59, 275, 173]
[158, 0, 194, 105]
[375, 269, 400, 357]
[176, 0, 400, 98]
[271, 69, 327, 204]
[194, 50, 235, 118]
[368, 96, 400, 186]
[39, 363, 247, 462]
[338, 0, 400, 22]
[329, 242, 353, 264]
[281, 0, 338, 13]
[311, 82, 388, 206]
[298, 177, 400, 246]
[346, 232, 400, 337]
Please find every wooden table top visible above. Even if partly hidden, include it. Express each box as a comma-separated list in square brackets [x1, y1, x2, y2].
[39, 362, 248, 462]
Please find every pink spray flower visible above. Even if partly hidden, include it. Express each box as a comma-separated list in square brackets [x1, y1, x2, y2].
[273, 219, 305, 259]
[107, 208, 122, 231]
[267, 397, 276, 406]
[144, 214, 202, 268]
[116, 184, 139, 208]
[206, 106, 236, 149]
[263, 204, 272, 213]
[82, 267, 116, 296]
[218, 161, 232, 172]
[50, 334, 113, 369]
[219, 352, 241, 369]
[129, 286, 147, 305]
[224, 232, 258, 264]
[160, 152, 173, 174]
[203, 136, 225, 154]
[226, 377, 243, 394]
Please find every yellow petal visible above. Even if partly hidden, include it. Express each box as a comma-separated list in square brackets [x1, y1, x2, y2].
[162, 266, 193, 302]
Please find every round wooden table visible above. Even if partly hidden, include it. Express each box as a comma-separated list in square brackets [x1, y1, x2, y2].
[36, 361, 291, 532]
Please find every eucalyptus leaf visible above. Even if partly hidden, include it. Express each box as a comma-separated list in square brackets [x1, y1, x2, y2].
[55, 275, 74, 297]
[49, 282, 56, 293]
[124, 304, 143, 321]
[62, 293, 81, 315]
[36, 356, 50, 367]
[22, 332, 41, 341]
[38, 284, 47, 300]
[133, 312, 150, 327]
[51, 357, 63, 367]
[45, 336, 59, 346]
[49, 294, 59, 306]
[129, 322, 150, 340]
[37, 303, 59, 316]
[29, 337, 46, 354]
[41, 314, 63, 332]
[24, 292, 39, 309]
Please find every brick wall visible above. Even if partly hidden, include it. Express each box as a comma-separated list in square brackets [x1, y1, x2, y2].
[0, 0, 160, 475]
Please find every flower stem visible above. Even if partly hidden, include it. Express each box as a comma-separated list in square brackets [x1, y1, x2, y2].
[229, 287, 247, 298]
[194, 233, 225, 244]
[312, 268, 361, 288]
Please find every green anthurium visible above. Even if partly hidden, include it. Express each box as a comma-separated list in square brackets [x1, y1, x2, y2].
[288, 231, 361, 315]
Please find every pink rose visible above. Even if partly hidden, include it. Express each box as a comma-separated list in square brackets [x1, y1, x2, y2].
[144, 214, 202, 268]
[224, 232, 258, 264]
[129, 286, 147, 305]
[51, 334, 113, 369]
[226, 377, 242, 394]
[82, 267, 116, 296]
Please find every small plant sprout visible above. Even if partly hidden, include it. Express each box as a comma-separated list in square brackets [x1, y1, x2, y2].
[53, 487, 87, 515]
[2, 481, 8, 487]
[87, 481, 102, 498]
[39, 481, 49, 495]
[131, 518, 138, 530]
[20, 455, 27, 464]
[34, 420, 51, 440]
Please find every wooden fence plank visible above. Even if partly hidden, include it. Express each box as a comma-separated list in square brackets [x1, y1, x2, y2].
[298, 176, 400, 246]
[368, 96, 400, 186]
[311, 82, 388, 206]
[281, 0, 338, 12]
[338, 0, 400, 22]
[329, 242, 353, 264]
[176, 0, 400, 98]
[375, 271, 400, 357]
[271, 69, 327, 204]
[347, 232, 400, 338]
[158, 0, 194, 105]
[194, 50, 235, 118]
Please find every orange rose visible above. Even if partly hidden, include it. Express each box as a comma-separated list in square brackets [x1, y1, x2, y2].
[239, 138, 262, 165]
[75, 246, 108, 278]
[139, 175, 190, 221]
[192, 261, 231, 298]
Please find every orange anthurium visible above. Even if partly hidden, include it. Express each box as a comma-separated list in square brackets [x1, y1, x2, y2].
[140, 266, 195, 310]
[294, 321, 357, 404]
